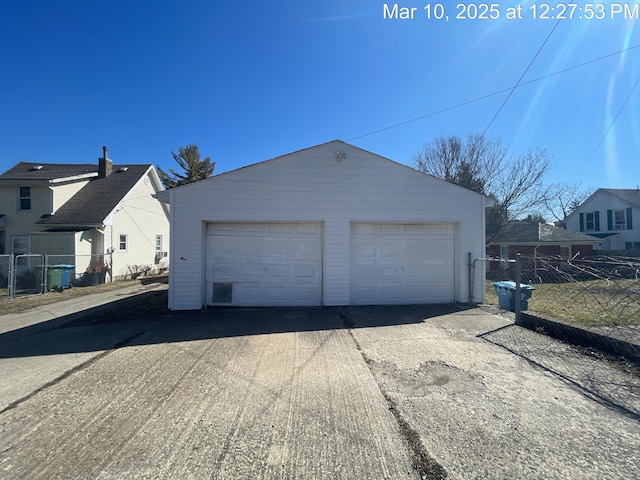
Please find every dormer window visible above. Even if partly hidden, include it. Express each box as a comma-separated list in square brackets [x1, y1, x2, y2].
[18, 186, 31, 210]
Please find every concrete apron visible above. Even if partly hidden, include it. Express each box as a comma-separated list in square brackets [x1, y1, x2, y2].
[347, 306, 640, 480]
[0, 308, 415, 479]
[0, 305, 638, 479]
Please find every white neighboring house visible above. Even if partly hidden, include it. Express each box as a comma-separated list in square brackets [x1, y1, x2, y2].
[156, 140, 493, 310]
[565, 188, 640, 251]
[0, 147, 170, 281]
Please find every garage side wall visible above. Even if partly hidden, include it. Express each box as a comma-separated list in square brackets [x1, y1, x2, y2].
[168, 142, 485, 310]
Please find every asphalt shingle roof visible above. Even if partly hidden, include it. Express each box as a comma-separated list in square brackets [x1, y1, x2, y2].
[0, 162, 97, 181]
[600, 188, 640, 208]
[36, 165, 151, 226]
[490, 221, 601, 244]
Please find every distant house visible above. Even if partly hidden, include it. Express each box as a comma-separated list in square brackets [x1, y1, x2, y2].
[565, 188, 640, 251]
[0, 147, 169, 280]
[487, 220, 601, 260]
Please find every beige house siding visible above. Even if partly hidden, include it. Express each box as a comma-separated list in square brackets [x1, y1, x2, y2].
[109, 171, 170, 278]
[0, 183, 52, 253]
[51, 181, 89, 213]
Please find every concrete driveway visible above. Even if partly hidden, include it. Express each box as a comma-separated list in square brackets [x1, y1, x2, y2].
[0, 304, 638, 479]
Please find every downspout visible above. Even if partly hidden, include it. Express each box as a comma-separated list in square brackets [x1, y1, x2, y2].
[110, 224, 114, 282]
[533, 244, 540, 279]
[168, 189, 175, 310]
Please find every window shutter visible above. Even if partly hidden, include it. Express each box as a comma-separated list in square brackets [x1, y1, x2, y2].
[579, 213, 584, 232]
[594, 211, 600, 231]
[607, 210, 613, 231]
[627, 207, 633, 230]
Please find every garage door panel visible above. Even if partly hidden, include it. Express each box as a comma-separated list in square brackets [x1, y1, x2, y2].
[351, 222, 454, 305]
[293, 263, 320, 281]
[206, 222, 322, 306]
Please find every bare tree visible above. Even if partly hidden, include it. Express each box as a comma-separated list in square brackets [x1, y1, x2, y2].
[541, 182, 592, 223]
[414, 134, 551, 239]
[156, 144, 215, 188]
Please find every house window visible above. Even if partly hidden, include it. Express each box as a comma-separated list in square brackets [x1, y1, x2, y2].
[118, 234, 128, 252]
[500, 245, 509, 260]
[614, 210, 626, 230]
[0, 230, 5, 254]
[585, 212, 595, 231]
[155, 235, 162, 254]
[11, 235, 29, 255]
[559, 246, 570, 259]
[18, 186, 31, 210]
[625, 242, 640, 250]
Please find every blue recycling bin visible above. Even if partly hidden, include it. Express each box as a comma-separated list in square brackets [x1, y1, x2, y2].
[492, 281, 534, 312]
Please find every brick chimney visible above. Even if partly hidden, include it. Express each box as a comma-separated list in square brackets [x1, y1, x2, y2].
[98, 145, 113, 178]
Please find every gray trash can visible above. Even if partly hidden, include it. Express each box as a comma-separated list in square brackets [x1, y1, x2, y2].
[492, 281, 534, 312]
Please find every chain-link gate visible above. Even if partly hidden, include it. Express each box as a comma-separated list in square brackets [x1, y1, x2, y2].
[0, 254, 13, 299]
[468, 254, 515, 306]
[13, 254, 44, 298]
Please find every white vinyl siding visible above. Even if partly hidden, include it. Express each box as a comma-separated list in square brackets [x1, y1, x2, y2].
[163, 141, 486, 309]
[566, 190, 639, 251]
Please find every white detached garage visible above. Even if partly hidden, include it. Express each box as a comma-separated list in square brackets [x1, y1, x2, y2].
[156, 140, 491, 310]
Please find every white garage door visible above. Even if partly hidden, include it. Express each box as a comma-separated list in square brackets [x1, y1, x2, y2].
[205, 222, 322, 306]
[351, 223, 455, 305]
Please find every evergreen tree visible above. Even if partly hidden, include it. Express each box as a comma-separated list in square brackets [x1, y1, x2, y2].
[156, 144, 215, 188]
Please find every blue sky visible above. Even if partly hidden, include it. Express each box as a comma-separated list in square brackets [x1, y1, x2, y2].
[1, 1, 638, 192]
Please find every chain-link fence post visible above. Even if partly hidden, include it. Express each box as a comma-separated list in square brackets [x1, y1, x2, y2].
[468, 252, 473, 307]
[515, 253, 521, 324]
[9, 253, 14, 299]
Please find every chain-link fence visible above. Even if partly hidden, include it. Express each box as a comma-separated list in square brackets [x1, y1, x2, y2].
[0, 253, 114, 300]
[477, 253, 640, 358]
[0, 254, 12, 298]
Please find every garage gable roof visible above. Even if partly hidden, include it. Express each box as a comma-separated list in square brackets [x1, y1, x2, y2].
[156, 140, 488, 202]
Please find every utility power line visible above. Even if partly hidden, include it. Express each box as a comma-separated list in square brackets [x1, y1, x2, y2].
[572, 73, 640, 180]
[481, 19, 561, 136]
[347, 43, 640, 142]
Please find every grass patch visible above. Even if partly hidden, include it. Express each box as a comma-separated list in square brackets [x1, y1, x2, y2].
[0, 275, 168, 316]
[485, 279, 640, 327]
